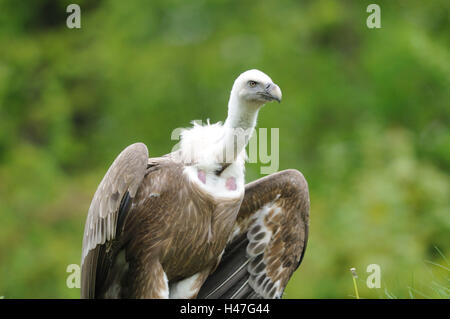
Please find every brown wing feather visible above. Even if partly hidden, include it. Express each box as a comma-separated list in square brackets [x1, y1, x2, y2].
[81, 143, 149, 298]
[198, 169, 310, 299]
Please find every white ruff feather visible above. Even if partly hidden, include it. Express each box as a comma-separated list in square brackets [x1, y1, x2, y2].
[180, 121, 247, 166]
[179, 121, 246, 198]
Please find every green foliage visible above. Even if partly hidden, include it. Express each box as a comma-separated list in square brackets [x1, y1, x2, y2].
[0, 0, 448, 298]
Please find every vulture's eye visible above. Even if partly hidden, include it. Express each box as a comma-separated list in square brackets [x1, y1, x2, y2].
[248, 80, 257, 88]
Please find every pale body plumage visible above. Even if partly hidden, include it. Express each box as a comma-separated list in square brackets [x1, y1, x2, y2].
[81, 69, 309, 299]
[179, 121, 246, 199]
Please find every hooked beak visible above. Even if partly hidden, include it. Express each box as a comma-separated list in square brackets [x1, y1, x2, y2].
[259, 82, 282, 103]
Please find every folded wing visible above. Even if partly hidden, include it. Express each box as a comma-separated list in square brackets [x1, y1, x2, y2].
[198, 169, 310, 299]
[81, 143, 149, 298]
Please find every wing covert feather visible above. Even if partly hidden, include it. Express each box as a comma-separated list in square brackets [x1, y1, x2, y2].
[81, 143, 149, 265]
[198, 169, 310, 299]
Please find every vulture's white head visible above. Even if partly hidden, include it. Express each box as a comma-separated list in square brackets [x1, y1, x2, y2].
[226, 69, 282, 129]
[231, 69, 282, 106]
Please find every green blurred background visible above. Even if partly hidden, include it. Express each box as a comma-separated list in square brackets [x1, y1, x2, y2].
[0, 0, 448, 299]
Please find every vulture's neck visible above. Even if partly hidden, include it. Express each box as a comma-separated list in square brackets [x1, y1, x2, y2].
[224, 95, 259, 130]
[220, 95, 259, 165]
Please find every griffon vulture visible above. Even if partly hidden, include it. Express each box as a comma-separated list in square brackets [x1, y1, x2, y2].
[81, 69, 310, 299]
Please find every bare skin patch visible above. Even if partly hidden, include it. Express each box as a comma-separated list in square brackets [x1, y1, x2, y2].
[198, 170, 206, 184]
[226, 177, 237, 191]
